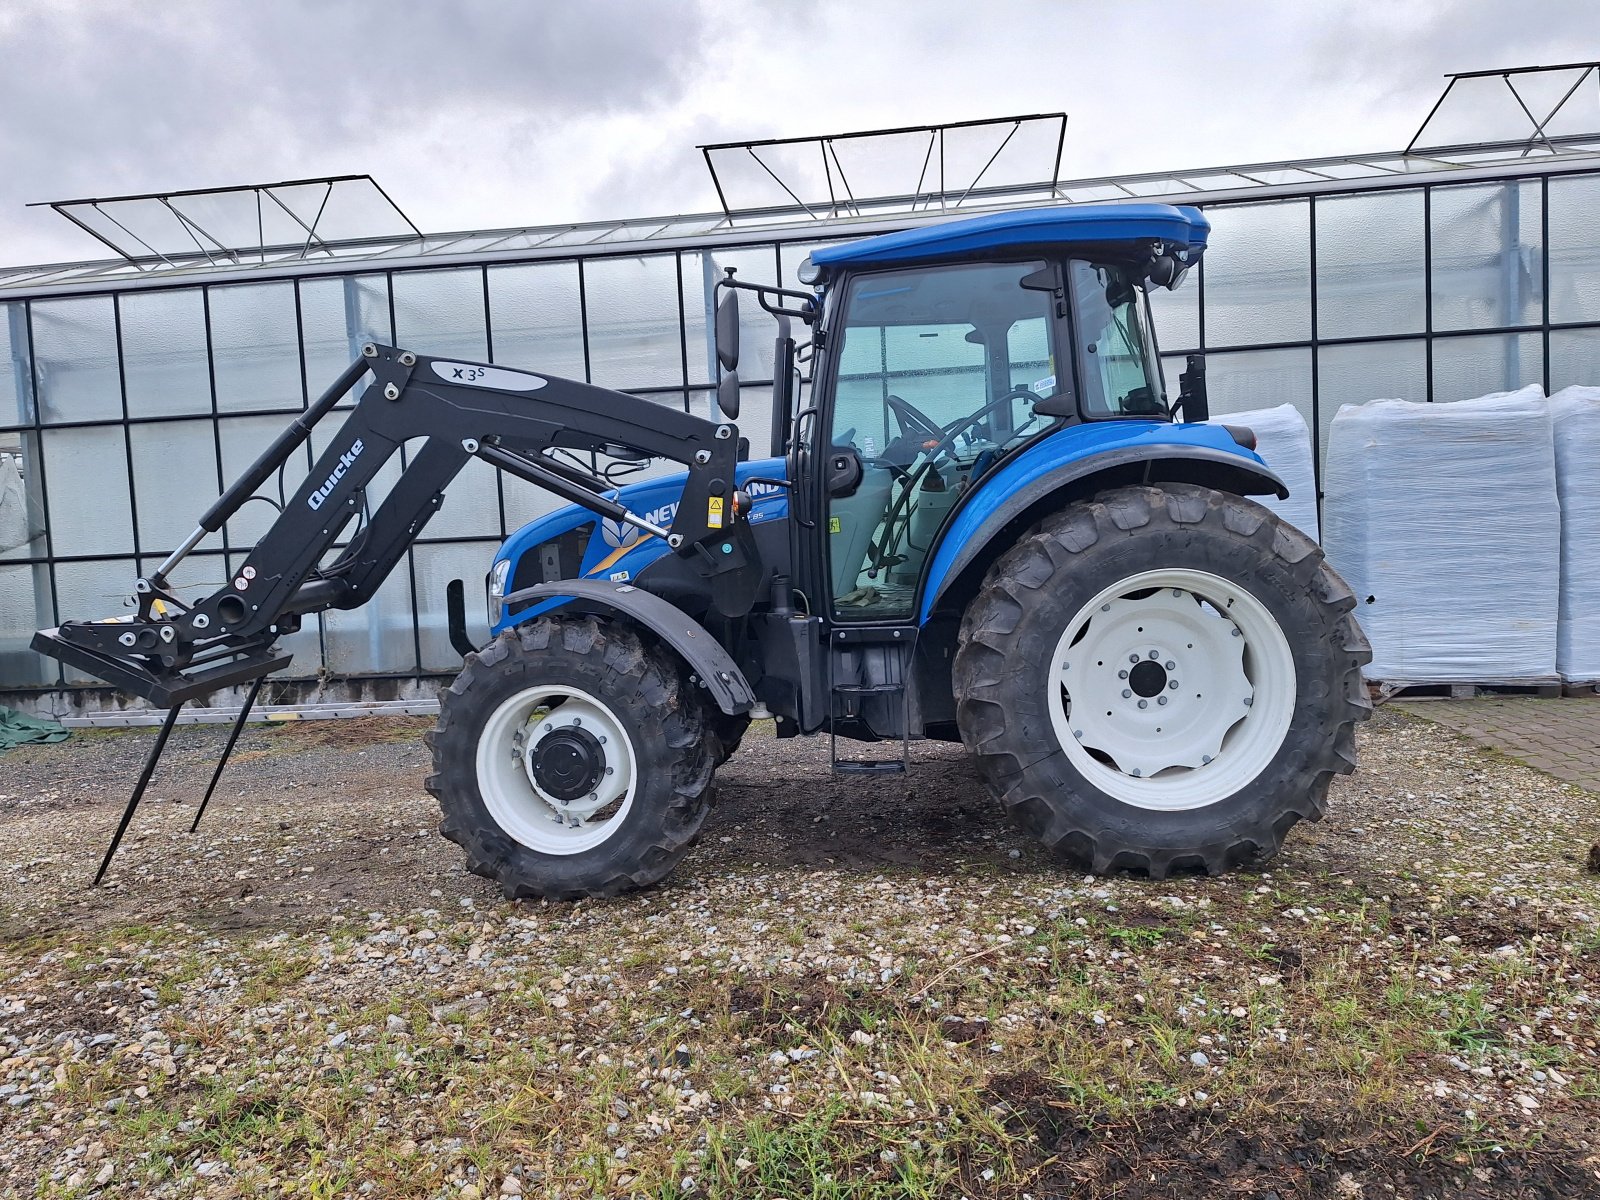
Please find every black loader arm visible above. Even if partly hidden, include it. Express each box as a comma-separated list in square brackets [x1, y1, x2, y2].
[33, 344, 751, 707]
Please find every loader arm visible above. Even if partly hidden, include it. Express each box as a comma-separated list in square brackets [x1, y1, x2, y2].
[33, 343, 751, 707]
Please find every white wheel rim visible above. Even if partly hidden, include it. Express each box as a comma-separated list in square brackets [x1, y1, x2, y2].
[474, 684, 637, 855]
[1047, 568, 1297, 811]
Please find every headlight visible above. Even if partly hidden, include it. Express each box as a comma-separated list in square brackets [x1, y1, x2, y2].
[487, 558, 510, 625]
[796, 255, 820, 285]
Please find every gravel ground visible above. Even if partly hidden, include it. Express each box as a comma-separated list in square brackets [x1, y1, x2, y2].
[0, 707, 1596, 1198]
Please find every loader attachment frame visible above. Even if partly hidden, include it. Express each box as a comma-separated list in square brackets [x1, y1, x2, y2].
[32, 343, 756, 883]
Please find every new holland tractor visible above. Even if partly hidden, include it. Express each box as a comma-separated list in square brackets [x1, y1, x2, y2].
[34, 202, 1372, 898]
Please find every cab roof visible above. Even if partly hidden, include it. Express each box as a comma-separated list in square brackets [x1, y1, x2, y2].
[803, 202, 1209, 279]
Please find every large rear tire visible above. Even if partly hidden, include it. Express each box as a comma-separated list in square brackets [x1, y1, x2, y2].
[953, 484, 1371, 877]
[426, 616, 715, 900]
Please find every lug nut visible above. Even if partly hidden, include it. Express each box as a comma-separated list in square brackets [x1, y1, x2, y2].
[1165, 660, 1175, 670]
[1118, 669, 1128, 679]
[1168, 680, 1179, 690]
[1122, 689, 1132, 699]
[1137, 699, 1148, 709]
[1148, 650, 1159, 659]
[1129, 654, 1140, 664]
[1158, 696, 1167, 706]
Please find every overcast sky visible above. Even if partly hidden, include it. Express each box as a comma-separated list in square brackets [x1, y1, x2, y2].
[0, 0, 1593, 268]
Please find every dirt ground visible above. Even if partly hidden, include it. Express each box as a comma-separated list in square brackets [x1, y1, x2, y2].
[0, 708, 1597, 1198]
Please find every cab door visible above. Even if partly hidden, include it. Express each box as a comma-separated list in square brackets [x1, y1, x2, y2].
[817, 258, 1066, 622]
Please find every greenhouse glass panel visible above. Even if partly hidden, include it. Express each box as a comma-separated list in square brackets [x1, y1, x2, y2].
[1429, 180, 1543, 331]
[0, 431, 47, 562]
[128, 420, 223, 555]
[1202, 347, 1313, 433]
[120, 289, 211, 418]
[425, 454, 503, 543]
[209, 281, 302, 413]
[322, 563, 415, 674]
[217, 413, 306, 548]
[1315, 190, 1426, 339]
[2, 303, 33, 427]
[1316, 339, 1427, 469]
[0, 561, 54, 686]
[300, 274, 391, 406]
[39, 424, 133, 557]
[487, 261, 586, 380]
[1431, 332, 1544, 402]
[1200, 201, 1311, 346]
[1548, 173, 1600, 324]
[1549, 328, 1600, 390]
[583, 255, 684, 391]
[391, 268, 488, 362]
[413, 540, 492, 672]
[682, 246, 780, 385]
[1146, 271, 1199, 352]
[31, 296, 122, 424]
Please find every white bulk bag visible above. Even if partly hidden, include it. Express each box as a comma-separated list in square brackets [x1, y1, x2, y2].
[1208, 403, 1319, 540]
[1321, 386, 1559, 685]
[1550, 386, 1600, 683]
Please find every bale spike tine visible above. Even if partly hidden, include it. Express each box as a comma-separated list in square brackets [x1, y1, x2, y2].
[93, 703, 184, 886]
[189, 675, 265, 834]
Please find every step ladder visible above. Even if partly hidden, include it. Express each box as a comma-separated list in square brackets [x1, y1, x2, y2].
[828, 626, 915, 776]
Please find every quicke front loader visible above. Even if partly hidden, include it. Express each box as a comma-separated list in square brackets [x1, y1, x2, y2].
[34, 202, 1372, 898]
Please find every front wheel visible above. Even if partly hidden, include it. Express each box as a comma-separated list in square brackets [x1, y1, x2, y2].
[426, 616, 715, 899]
[953, 484, 1371, 878]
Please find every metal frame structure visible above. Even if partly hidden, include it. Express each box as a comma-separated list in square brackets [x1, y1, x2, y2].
[1408, 62, 1600, 156]
[4, 77, 1600, 697]
[27, 175, 422, 275]
[698, 113, 1068, 222]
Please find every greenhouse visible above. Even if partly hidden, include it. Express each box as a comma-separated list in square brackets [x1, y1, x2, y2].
[3, 64, 1598, 702]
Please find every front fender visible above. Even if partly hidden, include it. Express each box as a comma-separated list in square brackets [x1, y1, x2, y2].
[498, 579, 755, 716]
[917, 422, 1285, 622]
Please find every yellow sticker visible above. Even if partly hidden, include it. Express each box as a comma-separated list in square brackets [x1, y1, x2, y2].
[707, 495, 725, 529]
[829, 516, 842, 533]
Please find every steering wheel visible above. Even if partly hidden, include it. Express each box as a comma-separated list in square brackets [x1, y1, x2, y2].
[861, 386, 1049, 578]
[885, 393, 945, 443]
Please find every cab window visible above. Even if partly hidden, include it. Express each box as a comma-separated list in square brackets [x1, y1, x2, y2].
[826, 259, 1061, 620]
[1071, 260, 1166, 417]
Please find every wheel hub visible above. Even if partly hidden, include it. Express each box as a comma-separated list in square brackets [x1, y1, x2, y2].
[530, 726, 605, 801]
[1127, 658, 1167, 698]
[1057, 580, 1274, 795]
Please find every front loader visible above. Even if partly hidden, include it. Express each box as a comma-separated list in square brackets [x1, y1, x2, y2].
[35, 202, 1371, 898]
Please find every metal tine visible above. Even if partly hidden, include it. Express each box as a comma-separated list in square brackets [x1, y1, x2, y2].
[92, 703, 184, 886]
[189, 675, 266, 834]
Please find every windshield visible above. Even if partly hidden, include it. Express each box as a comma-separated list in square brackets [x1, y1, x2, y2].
[1071, 260, 1166, 418]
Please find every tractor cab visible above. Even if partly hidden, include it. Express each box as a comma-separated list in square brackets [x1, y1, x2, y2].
[713, 202, 1211, 626]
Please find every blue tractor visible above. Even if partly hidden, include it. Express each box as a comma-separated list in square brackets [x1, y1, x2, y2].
[37, 202, 1371, 898]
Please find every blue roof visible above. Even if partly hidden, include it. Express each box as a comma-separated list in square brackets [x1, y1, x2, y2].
[805, 203, 1209, 276]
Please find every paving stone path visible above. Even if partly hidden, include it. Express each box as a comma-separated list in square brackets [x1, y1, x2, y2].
[1394, 696, 1600, 794]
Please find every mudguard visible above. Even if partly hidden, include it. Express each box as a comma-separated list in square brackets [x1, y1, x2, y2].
[918, 421, 1287, 622]
[498, 579, 755, 717]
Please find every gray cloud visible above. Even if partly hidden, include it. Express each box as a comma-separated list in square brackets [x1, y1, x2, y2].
[0, 0, 1593, 270]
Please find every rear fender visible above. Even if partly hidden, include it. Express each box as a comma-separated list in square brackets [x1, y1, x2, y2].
[498, 579, 755, 717]
[918, 423, 1286, 623]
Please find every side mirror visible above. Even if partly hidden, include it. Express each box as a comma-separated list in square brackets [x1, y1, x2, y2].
[715, 288, 740, 372]
[1176, 354, 1209, 422]
[717, 370, 741, 420]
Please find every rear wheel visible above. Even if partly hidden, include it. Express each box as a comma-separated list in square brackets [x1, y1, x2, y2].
[426, 616, 714, 899]
[953, 484, 1371, 877]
